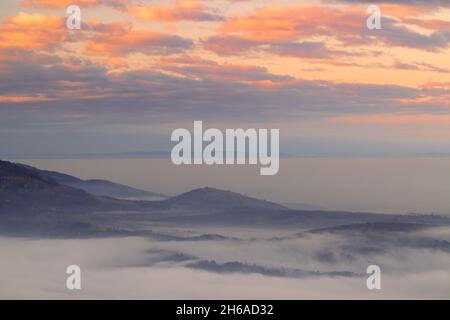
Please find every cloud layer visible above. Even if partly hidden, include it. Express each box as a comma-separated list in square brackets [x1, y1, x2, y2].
[1, 0, 450, 155]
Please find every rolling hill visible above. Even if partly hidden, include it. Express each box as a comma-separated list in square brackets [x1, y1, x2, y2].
[2, 159, 450, 237]
[18, 163, 166, 200]
[0, 159, 155, 215]
[161, 187, 287, 211]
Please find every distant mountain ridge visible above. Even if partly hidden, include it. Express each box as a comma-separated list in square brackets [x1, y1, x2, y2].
[0, 160, 158, 214]
[18, 163, 166, 200]
[161, 187, 287, 211]
[0, 160, 286, 214]
[2, 159, 450, 239]
[0, 160, 101, 213]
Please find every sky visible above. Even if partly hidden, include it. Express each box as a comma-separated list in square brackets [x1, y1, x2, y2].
[1, 0, 450, 156]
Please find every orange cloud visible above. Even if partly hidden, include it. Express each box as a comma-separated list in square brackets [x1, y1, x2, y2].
[0, 48, 60, 65]
[85, 22, 192, 56]
[421, 82, 450, 90]
[394, 83, 450, 106]
[22, 0, 129, 9]
[204, 3, 450, 57]
[23, 0, 96, 8]
[0, 95, 54, 103]
[332, 113, 450, 125]
[403, 18, 450, 30]
[218, 5, 364, 42]
[128, 0, 220, 22]
[158, 55, 294, 84]
[129, 5, 178, 21]
[380, 4, 435, 18]
[0, 12, 67, 50]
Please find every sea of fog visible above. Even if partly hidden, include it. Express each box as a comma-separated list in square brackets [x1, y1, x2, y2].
[14, 157, 450, 215]
[2, 225, 450, 299]
[3, 156, 450, 299]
